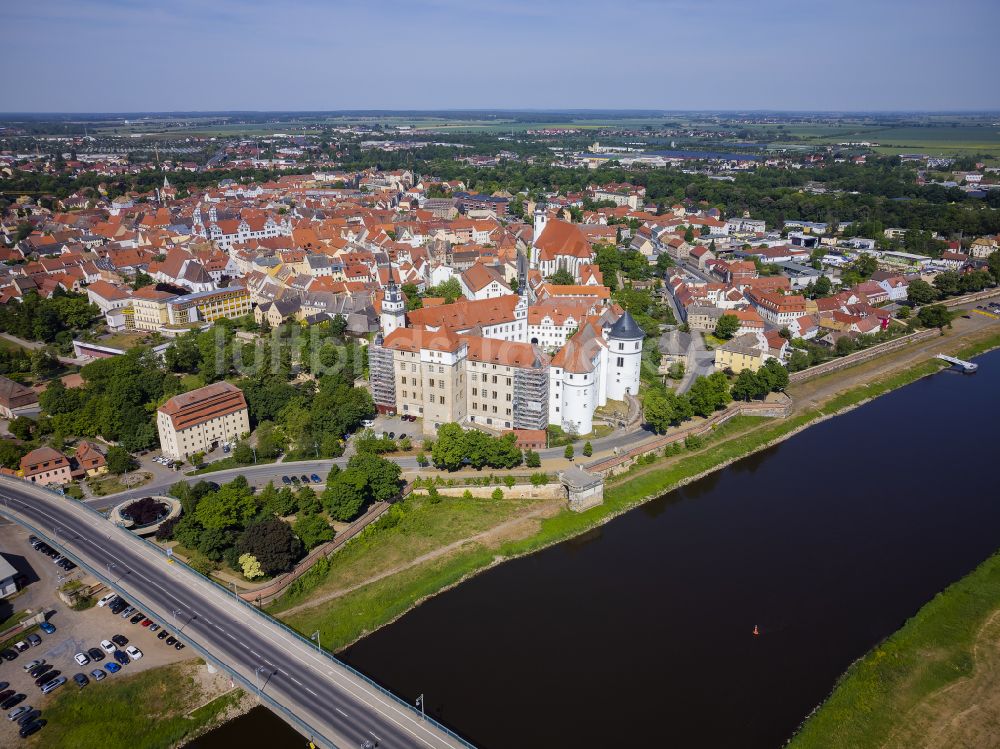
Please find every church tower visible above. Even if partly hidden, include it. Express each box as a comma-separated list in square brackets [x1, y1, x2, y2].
[606, 310, 645, 401]
[530, 200, 547, 269]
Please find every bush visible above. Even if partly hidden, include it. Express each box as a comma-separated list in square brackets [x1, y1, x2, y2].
[530, 472, 549, 486]
[155, 516, 181, 541]
[121, 497, 168, 526]
[582, 441, 593, 457]
[491, 488, 504, 500]
[503, 475, 515, 488]
[462, 489, 473, 500]
[524, 449, 541, 468]
[564, 444, 574, 460]
[684, 434, 704, 450]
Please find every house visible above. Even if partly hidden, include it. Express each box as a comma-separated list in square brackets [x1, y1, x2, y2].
[0, 375, 39, 419]
[714, 333, 767, 374]
[254, 297, 301, 327]
[156, 382, 250, 460]
[20, 446, 72, 486]
[0, 554, 18, 597]
[459, 264, 513, 301]
[73, 440, 107, 478]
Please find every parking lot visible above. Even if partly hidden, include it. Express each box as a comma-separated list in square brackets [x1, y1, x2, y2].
[0, 524, 187, 743]
[366, 413, 421, 442]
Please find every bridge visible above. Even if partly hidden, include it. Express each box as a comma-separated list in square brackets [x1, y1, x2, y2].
[935, 354, 979, 373]
[0, 476, 473, 749]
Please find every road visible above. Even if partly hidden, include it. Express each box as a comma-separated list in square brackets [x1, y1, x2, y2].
[0, 477, 471, 749]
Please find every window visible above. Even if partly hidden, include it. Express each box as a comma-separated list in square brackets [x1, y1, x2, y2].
[617, 356, 624, 367]
[618, 342, 624, 350]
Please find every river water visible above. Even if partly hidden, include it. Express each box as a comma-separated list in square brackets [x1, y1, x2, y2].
[188, 349, 1000, 749]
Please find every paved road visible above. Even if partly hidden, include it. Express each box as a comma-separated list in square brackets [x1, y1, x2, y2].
[0, 477, 470, 749]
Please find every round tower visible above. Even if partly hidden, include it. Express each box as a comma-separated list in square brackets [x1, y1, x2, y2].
[380, 280, 405, 336]
[606, 310, 645, 400]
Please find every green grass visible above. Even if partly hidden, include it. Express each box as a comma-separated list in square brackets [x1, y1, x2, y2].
[187, 456, 278, 475]
[30, 663, 241, 749]
[86, 471, 153, 496]
[0, 609, 27, 631]
[0, 623, 39, 652]
[789, 551, 1000, 749]
[270, 493, 542, 614]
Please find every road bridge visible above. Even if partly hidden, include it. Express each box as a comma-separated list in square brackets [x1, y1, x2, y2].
[0, 476, 473, 749]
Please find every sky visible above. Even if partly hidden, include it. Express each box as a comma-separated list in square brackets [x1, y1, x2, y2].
[2, 0, 999, 112]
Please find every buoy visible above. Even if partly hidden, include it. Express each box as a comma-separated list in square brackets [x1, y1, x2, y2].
[753, 625, 759, 636]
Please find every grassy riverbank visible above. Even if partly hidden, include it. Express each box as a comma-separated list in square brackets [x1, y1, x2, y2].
[788, 552, 1000, 749]
[279, 329, 1000, 654]
[26, 663, 243, 748]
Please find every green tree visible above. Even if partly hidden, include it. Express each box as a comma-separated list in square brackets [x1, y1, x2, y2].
[564, 444, 574, 460]
[491, 488, 504, 500]
[714, 314, 740, 339]
[582, 441, 593, 457]
[293, 513, 335, 550]
[428, 277, 462, 303]
[10, 416, 34, 441]
[0, 440, 28, 469]
[524, 449, 541, 468]
[917, 304, 954, 332]
[432, 423, 466, 471]
[347, 452, 402, 501]
[907, 279, 938, 306]
[195, 483, 258, 531]
[233, 441, 254, 464]
[546, 268, 576, 285]
[759, 358, 789, 392]
[933, 271, 961, 297]
[731, 369, 766, 401]
[106, 446, 137, 475]
[296, 485, 323, 515]
[323, 468, 368, 521]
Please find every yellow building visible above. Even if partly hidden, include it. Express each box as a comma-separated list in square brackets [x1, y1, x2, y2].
[131, 286, 178, 331]
[714, 334, 766, 374]
[167, 286, 251, 325]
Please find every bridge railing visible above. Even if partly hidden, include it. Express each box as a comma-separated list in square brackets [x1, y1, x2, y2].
[13, 479, 476, 749]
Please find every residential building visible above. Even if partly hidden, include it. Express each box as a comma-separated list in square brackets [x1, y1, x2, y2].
[0, 375, 38, 419]
[715, 333, 767, 374]
[20, 446, 72, 486]
[156, 382, 250, 460]
[73, 440, 107, 478]
[131, 285, 179, 331]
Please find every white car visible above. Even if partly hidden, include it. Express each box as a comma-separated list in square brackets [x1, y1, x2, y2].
[97, 592, 117, 608]
[74, 652, 90, 666]
[22, 658, 45, 672]
[8, 705, 32, 721]
[361, 419, 375, 428]
[125, 645, 143, 660]
[100, 639, 116, 655]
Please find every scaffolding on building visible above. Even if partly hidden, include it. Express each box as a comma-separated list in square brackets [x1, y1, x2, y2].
[512, 366, 548, 430]
[368, 338, 396, 413]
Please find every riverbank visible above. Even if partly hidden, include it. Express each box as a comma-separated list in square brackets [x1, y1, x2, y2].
[278, 325, 1000, 654]
[788, 551, 1000, 749]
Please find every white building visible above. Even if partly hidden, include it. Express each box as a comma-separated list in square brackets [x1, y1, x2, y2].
[156, 382, 250, 460]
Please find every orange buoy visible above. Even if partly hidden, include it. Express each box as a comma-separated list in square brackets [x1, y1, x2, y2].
[753, 625, 759, 636]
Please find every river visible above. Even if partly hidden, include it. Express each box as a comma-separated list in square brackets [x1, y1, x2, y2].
[187, 349, 1000, 749]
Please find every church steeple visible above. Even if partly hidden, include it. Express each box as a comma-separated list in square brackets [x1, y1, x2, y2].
[380, 261, 405, 336]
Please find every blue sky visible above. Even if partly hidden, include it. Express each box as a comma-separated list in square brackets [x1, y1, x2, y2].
[2, 0, 999, 112]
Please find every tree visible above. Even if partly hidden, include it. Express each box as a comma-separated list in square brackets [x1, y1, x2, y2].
[546, 268, 576, 285]
[428, 277, 462, 303]
[524, 449, 541, 468]
[933, 271, 962, 297]
[0, 440, 28, 469]
[10, 416, 34, 441]
[714, 314, 740, 340]
[238, 553, 264, 580]
[812, 275, 832, 298]
[238, 517, 302, 575]
[582, 441, 593, 457]
[293, 513, 335, 550]
[432, 423, 466, 471]
[644, 387, 693, 432]
[233, 440, 254, 464]
[195, 483, 258, 531]
[296, 485, 323, 515]
[106, 446, 137, 475]
[687, 373, 731, 417]
[189, 451, 206, 467]
[759, 358, 789, 392]
[896, 305, 911, 320]
[907, 279, 938, 306]
[347, 453, 402, 501]
[917, 304, 954, 332]
[731, 369, 766, 402]
[564, 444, 574, 460]
[491, 488, 504, 500]
[323, 468, 368, 521]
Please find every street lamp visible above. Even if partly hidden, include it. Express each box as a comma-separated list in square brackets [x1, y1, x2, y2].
[230, 581, 239, 599]
[254, 665, 271, 697]
[107, 562, 118, 583]
[310, 630, 321, 653]
[415, 694, 425, 721]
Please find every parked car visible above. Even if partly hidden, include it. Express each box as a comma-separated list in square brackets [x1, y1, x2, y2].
[17, 708, 40, 726]
[361, 419, 375, 428]
[100, 640, 116, 654]
[290, 475, 300, 483]
[34, 670, 60, 687]
[73, 653, 90, 667]
[26, 634, 41, 647]
[21, 659, 44, 673]
[0, 693, 25, 710]
[113, 650, 130, 666]
[110, 600, 128, 615]
[165, 636, 177, 646]
[0, 682, 7, 691]
[174, 642, 185, 651]
[141, 618, 153, 628]
[13, 641, 29, 653]
[125, 646, 143, 660]
[38, 621, 56, 634]
[149, 623, 160, 632]
[119, 606, 136, 619]
[90, 669, 106, 681]
[20, 718, 45, 737]
[0, 649, 17, 662]
[97, 593, 118, 608]
[300, 475, 310, 483]
[129, 612, 145, 625]
[41, 677, 66, 695]
[310, 474, 321, 483]
[87, 647, 105, 662]
[8, 705, 31, 721]
[72, 673, 89, 688]
[157, 630, 170, 640]
[0, 690, 12, 702]
[281, 475, 292, 485]
[111, 634, 129, 647]
[104, 662, 121, 674]
[28, 664, 50, 678]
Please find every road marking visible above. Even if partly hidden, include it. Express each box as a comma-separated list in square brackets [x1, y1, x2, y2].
[335, 707, 348, 717]
[306, 687, 318, 696]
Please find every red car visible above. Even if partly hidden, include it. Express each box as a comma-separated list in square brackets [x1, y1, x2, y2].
[141, 618, 153, 628]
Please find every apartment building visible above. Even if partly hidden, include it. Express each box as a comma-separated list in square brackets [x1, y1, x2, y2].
[167, 285, 252, 326]
[156, 382, 250, 460]
[131, 285, 179, 331]
[746, 290, 807, 327]
[20, 446, 72, 486]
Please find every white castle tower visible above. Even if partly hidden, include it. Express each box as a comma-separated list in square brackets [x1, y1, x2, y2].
[606, 310, 645, 400]
[380, 269, 406, 337]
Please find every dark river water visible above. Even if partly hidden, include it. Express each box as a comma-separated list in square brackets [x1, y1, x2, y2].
[188, 349, 1000, 749]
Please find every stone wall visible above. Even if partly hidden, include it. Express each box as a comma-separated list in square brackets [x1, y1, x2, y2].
[430, 483, 564, 500]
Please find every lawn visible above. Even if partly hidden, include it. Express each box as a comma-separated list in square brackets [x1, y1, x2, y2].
[86, 471, 153, 497]
[98, 332, 153, 350]
[30, 663, 242, 749]
[788, 551, 1000, 749]
[270, 492, 545, 614]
